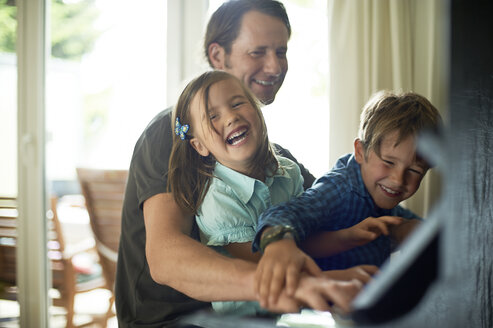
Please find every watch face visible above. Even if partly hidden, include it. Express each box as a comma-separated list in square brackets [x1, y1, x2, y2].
[260, 225, 297, 252]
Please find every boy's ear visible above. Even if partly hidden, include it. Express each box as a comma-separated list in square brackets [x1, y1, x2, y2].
[190, 137, 210, 157]
[354, 138, 366, 164]
[208, 43, 226, 70]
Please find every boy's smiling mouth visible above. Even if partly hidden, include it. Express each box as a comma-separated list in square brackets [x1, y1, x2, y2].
[379, 184, 402, 197]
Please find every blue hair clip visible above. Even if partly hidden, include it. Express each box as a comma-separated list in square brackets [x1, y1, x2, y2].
[175, 117, 190, 140]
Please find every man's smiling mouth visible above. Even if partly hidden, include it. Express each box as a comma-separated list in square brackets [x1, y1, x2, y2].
[253, 79, 277, 86]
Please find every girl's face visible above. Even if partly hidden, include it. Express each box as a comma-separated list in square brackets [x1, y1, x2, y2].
[189, 78, 263, 176]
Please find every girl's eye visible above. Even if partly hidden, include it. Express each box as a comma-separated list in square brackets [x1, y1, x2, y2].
[209, 113, 217, 120]
[232, 101, 245, 109]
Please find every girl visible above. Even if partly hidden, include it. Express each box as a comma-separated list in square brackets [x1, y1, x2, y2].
[167, 70, 304, 315]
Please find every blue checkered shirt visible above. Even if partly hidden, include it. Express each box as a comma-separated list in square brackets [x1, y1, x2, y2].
[253, 153, 420, 270]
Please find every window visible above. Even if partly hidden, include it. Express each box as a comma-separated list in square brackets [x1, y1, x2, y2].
[209, 0, 330, 177]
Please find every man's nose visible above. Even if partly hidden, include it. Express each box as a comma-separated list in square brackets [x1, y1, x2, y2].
[263, 52, 283, 76]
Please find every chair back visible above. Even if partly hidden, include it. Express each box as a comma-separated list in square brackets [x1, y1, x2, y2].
[76, 168, 128, 292]
[0, 197, 18, 295]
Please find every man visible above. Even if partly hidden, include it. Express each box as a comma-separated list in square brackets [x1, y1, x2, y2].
[115, 1, 373, 327]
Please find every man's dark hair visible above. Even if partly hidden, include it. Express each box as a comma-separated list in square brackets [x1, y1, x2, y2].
[204, 0, 291, 67]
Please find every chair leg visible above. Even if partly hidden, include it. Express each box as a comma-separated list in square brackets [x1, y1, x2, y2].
[64, 290, 75, 328]
[103, 294, 115, 327]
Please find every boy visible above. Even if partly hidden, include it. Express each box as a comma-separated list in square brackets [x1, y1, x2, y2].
[252, 90, 442, 308]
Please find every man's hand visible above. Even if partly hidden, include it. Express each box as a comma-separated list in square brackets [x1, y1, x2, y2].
[322, 264, 378, 284]
[255, 238, 322, 309]
[267, 274, 364, 314]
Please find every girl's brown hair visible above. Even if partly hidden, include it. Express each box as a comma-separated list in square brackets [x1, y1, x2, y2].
[167, 70, 278, 214]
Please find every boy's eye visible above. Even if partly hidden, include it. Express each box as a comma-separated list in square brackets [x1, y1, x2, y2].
[408, 168, 424, 175]
[383, 160, 394, 166]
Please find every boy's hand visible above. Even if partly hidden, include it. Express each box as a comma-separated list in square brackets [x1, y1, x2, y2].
[255, 238, 322, 309]
[390, 218, 421, 244]
[322, 264, 378, 284]
[343, 216, 404, 248]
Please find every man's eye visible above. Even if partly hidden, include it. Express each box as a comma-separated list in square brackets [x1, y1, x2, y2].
[277, 50, 287, 58]
[250, 51, 265, 57]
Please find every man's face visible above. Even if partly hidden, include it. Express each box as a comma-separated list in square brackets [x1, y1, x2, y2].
[355, 131, 429, 210]
[219, 11, 289, 105]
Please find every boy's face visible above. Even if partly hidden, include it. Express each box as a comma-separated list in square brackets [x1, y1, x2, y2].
[354, 131, 429, 209]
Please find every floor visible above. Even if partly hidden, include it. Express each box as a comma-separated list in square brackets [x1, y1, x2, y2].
[0, 289, 117, 328]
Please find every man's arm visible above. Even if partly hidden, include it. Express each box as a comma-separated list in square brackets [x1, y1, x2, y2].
[144, 192, 257, 302]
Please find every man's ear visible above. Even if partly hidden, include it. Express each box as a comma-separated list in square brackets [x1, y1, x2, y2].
[208, 42, 226, 70]
[190, 137, 210, 157]
[354, 138, 366, 164]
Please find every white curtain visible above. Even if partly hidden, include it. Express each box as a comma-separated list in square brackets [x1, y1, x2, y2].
[327, 0, 448, 217]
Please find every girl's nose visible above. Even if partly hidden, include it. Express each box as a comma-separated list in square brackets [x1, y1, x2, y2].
[225, 108, 240, 126]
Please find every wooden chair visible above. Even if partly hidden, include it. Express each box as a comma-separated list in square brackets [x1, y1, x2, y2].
[76, 168, 128, 326]
[0, 196, 108, 328]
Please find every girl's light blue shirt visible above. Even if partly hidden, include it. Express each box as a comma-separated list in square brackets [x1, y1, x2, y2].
[196, 156, 304, 248]
[195, 155, 304, 316]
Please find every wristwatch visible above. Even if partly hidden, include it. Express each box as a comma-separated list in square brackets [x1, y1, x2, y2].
[259, 225, 299, 253]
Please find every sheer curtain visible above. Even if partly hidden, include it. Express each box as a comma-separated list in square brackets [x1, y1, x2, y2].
[327, 0, 448, 217]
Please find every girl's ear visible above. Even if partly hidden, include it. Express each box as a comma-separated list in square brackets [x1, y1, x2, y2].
[208, 42, 226, 70]
[354, 138, 366, 164]
[190, 137, 210, 157]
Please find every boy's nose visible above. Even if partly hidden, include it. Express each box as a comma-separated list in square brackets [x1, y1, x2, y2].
[390, 169, 405, 186]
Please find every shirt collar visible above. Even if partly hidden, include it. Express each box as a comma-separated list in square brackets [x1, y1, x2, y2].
[213, 160, 290, 204]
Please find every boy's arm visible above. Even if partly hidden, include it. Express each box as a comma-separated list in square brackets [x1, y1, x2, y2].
[302, 216, 404, 257]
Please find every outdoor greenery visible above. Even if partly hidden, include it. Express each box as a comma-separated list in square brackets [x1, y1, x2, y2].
[0, 0, 101, 60]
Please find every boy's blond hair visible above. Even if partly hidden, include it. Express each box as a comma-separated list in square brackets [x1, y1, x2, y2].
[358, 90, 442, 159]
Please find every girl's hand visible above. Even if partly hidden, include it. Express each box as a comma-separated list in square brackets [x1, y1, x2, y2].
[255, 238, 322, 309]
